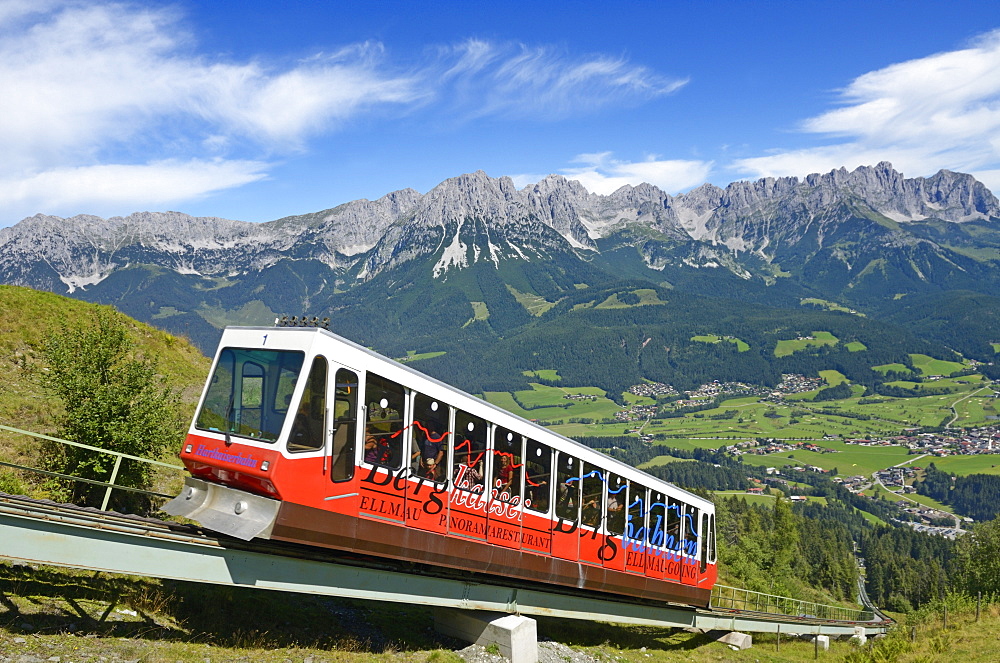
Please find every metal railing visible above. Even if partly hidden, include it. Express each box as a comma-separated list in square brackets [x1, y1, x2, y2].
[0, 423, 183, 511]
[711, 584, 876, 623]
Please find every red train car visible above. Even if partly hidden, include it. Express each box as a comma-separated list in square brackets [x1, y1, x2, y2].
[165, 319, 718, 607]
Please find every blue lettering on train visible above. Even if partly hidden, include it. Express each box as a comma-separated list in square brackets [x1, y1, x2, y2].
[194, 444, 258, 469]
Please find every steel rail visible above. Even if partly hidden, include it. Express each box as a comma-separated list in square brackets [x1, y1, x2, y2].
[0, 493, 889, 636]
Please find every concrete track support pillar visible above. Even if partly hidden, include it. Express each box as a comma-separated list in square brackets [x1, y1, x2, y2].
[434, 608, 538, 663]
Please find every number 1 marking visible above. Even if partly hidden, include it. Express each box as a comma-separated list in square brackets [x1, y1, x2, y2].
[262, 334, 268, 346]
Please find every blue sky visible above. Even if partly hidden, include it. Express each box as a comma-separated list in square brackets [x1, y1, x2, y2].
[1, 0, 999, 227]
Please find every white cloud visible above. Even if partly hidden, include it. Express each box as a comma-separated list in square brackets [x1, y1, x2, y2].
[439, 39, 687, 119]
[0, 2, 688, 222]
[733, 30, 1000, 185]
[0, 2, 419, 221]
[556, 152, 713, 195]
[0, 160, 268, 213]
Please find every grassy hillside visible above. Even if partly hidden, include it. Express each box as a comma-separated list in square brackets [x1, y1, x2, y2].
[0, 285, 210, 482]
[2, 561, 999, 662]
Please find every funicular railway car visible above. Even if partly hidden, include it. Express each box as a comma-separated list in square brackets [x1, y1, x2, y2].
[165, 319, 718, 607]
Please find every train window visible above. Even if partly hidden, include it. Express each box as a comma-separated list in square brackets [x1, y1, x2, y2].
[410, 393, 450, 484]
[492, 427, 522, 502]
[331, 368, 358, 482]
[666, 496, 681, 554]
[524, 439, 551, 513]
[627, 485, 648, 544]
[364, 373, 405, 469]
[606, 474, 626, 535]
[700, 512, 709, 572]
[287, 357, 327, 452]
[453, 410, 487, 492]
[648, 491, 666, 549]
[196, 348, 305, 443]
[686, 505, 699, 557]
[709, 513, 717, 563]
[555, 452, 580, 523]
[581, 463, 603, 528]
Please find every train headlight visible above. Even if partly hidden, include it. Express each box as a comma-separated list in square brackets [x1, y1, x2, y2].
[184, 444, 193, 453]
[261, 461, 270, 471]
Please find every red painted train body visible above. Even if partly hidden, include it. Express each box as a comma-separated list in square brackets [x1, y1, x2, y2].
[165, 322, 718, 607]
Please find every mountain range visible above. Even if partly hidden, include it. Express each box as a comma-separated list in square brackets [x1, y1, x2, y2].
[2, 162, 999, 396]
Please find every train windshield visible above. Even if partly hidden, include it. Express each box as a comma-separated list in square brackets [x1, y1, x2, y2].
[195, 347, 305, 443]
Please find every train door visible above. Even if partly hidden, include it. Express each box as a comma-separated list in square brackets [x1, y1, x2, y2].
[680, 505, 701, 586]
[601, 473, 627, 572]
[664, 496, 684, 583]
[486, 427, 523, 549]
[284, 354, 332, 505]
[643, 490, 667, 580]
[520, 438, 552, 555]
[404, 392, 450, 534]
[622, 484, 648, 576]
[551, 452, 581, 561]
[447, 409, 488, 541]
[577, 462, 605, 567]
[357, 373, 407, 524]
[325, 367, 361, 511]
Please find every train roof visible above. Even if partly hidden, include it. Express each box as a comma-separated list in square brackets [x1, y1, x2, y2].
[217, 324, 714, 509]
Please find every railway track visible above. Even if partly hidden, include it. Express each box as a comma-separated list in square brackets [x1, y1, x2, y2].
[0, 492, 891, 637]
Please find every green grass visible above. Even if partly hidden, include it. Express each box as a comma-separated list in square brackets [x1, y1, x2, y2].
[799, 298, 864, 316]
[819, 369, 848, 386]
[462, 301, 490, 327]
[739, 440, 912, 477]
[595, 289, 665, 309]
[873, 362, 911, 374]
[506, 285, 556, 316]
[523, 369, 561, 381]
[637, 456, 695, 469]
[910, 353, 966, 376]
[484, 383, 622, 425]
[774, 331, 839, 357]
[0, 286, 209, 478]
[845, 341, 867, 352]
[992, 342, 1000, 354]
[690, 334, 750, 352]
[398, 350, 447, 363]
[922, 455, 1000, 477]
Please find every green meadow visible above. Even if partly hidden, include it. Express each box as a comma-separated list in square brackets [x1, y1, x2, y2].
[507, 285, 556, 316]
[921, 455, 1000, 477]
[523, 369, 561, 381]
[690, 334, 750, 351]
[595, 288, 666, 309]
[909, 353, 967, 376]
[774, 331, 839, 357]
[398, 350, 446, 363]
[737, 441, 912, 476]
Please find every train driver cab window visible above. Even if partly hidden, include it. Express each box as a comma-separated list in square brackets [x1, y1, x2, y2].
[606, 474, 626, 536]
[331, 368, 359, 482]
[524, 439, 551, 513]
[453, 410, 486, 492]
[492, 427, 522, 503]
[410, 393, 450, 483]
[364, 373, 405, 469]
[555, 452, 580, 523]
[196, 348, 305, 443]
[288, 357, 327, 452]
